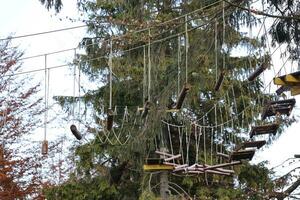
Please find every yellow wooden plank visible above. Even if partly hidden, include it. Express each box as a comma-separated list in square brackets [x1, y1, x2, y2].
[143, 164, 174, 171]
[285, 74, 300, 83]
[273, 77, 286, 85]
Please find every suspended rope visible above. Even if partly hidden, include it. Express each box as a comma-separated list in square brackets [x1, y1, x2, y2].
[42, 55, 49, 155]
[177, 36, 181, 95]
[215, 20, 218, 83]
[106, 40, 114, 131]
[185, 15, 189, 84]
[143, 45, 147, 102]
[70, 51, 82, 140]
[148, 29, 151, 101]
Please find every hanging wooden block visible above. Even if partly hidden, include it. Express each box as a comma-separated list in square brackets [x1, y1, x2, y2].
[249, 123, 279, 138]
[248, 63, 267, 81]
[276, 86, 290, 95]
[141, 101, 150, 118]
[261, 98, 296, 120]
[173, 83, 191, 109]
[106, 109, 114, 131]
[41, 140, 48, 155]
[70, 124, 82, 140]
[214, 71, 225, 91]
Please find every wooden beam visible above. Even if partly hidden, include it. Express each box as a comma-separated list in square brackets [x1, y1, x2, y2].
[164, 154, 181, 161]
[204, 161, 242, 170]
[216, 152, 230, 159]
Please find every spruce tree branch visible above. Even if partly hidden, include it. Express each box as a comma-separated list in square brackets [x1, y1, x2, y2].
[223, 0, 300, 21]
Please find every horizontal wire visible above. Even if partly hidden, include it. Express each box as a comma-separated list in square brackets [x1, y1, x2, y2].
[16, 0, 223, 61]
[0, 25, 87, 41]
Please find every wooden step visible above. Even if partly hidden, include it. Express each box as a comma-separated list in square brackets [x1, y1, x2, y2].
[230, 149, 255, 161]
[236, 140, 266, 151]
[261, 99, 296, 120]
[249, 123, 279, 138]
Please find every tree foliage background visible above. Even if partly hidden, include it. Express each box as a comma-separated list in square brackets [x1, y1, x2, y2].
[38, 0, 300, 199]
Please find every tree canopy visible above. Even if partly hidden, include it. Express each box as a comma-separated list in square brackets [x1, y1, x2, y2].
[38, 1, 300, 199]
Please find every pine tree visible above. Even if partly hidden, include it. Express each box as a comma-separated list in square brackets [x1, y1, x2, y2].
[40, 1, 300, 199]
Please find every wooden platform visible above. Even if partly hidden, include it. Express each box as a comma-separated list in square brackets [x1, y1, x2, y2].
[249, 123, 279, 138]
[236, 140, 266, 151]
[274, 71, 300, 86]
[230, 149, 255, 161]
[261, 99, 296, 120]
[143, 164, 174, 171]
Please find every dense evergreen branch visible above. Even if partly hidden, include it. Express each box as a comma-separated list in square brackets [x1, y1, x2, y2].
[224, 0, 300, 20]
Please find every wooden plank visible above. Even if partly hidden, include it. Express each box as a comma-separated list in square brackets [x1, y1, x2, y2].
[249, 124, 279, 138]
[143, 164, 174, 171]
[204, 161, 242, 170]
[164, 154, 181, 161]
[230, 149, 255, 161]
[155, 150, 174, 157]
[236, 140, 266, 151]
[205, 170, 231, 176]
[262, 99, 296, 120]
[216, 152, 230, 159]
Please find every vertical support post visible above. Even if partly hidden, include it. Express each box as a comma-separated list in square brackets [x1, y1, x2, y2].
[160, 147, 169, 200]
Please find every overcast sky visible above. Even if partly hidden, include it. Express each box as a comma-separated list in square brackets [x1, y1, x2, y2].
[1, 1, 300, 176]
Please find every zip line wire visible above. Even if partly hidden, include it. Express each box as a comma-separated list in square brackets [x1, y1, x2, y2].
[16, 0, 224, 61]
[5, 7, 234, 78]
[0, 24, 87, 41]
